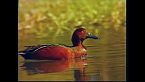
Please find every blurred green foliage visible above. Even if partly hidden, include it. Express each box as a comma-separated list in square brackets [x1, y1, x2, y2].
[18, 0, 126, 37]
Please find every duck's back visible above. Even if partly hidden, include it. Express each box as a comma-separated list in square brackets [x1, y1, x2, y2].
[20, 45, 75, 60]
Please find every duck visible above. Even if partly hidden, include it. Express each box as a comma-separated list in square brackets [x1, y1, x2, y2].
[19, 26, 98, 60]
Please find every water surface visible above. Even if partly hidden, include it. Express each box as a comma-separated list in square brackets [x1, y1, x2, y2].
[18, 28, 126, 81]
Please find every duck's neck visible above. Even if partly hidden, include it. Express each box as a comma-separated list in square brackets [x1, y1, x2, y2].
[71, 33, 86, 49]
[72, 40, 86, 49]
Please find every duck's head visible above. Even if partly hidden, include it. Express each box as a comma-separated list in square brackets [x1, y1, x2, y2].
[71, 26, 98, 46]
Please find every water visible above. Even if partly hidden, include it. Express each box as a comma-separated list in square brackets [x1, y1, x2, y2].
[18, 28, 126, 81]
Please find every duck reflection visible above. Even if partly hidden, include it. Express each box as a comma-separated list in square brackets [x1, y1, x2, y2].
[73, 59, 102, 81]
[20, 58, 100, 81]
[21, 60, 70, 75]
[74, 59, 88, 81]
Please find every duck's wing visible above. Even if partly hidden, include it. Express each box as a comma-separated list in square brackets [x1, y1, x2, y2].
[18, 44, 48, 55]
[23, 44, 52, 53]
[18, 44, 72, 55]
[18, 44, 53, 59]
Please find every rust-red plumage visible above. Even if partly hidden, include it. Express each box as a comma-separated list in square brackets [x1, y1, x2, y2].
[19, 26, 98, 60]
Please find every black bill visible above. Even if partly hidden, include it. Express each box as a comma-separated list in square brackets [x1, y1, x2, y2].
[86, 33, 98, 39]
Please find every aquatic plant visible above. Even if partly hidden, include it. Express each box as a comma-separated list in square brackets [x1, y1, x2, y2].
[18, 0, 126, 38]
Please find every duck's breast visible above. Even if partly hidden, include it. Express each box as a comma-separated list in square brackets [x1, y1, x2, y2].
[72, 47, 87, 58]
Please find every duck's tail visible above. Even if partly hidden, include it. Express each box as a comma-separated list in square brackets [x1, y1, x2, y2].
[18, 51, 25, 56]
[18, 46, 36, 56]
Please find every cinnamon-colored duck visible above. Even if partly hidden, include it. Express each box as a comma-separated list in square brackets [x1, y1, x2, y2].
[19, 26, 98, 60]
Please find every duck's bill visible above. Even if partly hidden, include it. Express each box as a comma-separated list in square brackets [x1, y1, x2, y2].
[86, 33, 98, 39]
[87, 35, 98, 39]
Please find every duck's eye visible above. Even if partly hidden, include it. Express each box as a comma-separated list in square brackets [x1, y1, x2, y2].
[77, 30, 86, 36]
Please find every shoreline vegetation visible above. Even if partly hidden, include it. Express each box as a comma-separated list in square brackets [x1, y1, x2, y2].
[19, 0, 126, 37]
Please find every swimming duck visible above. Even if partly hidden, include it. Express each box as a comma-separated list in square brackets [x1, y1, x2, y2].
[19, 26, 98, 60]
